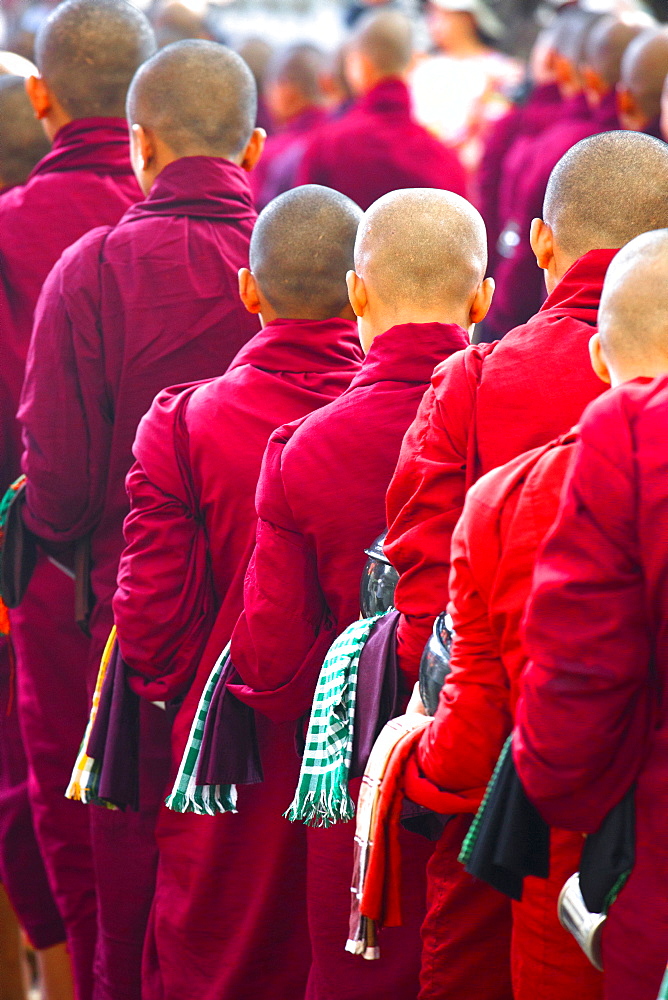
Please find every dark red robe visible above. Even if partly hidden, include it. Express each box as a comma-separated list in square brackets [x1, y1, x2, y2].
[114, 316, 362, 1000]
[296, 78, 467, 210]
[228, 322, 508, 1000]
[515, 377, 668, 1000]
[0, 116, 140, 1000]
[249, 105, 327, 210]
[17, 155, 258, 1000]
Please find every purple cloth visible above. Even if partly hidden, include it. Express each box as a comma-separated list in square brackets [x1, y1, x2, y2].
[195, 659, 263, 787]
[86, 641, 139, 811]
[350, 609, 400, 778]
[250, 106, 327, 210]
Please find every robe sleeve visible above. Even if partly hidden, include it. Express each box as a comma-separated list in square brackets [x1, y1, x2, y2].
[514, 397, 653, 833]
[384, 346, 488, 681]
[229, 431, 336, 723]
[114, 458, 216, 704]
[18, 237, 111, 543]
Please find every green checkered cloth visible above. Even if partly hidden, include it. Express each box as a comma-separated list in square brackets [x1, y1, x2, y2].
[285, 612, 385, 829]
[657, 965, 668, 999]
[165, 643, 237, 816]
[459, 733, 513, 864]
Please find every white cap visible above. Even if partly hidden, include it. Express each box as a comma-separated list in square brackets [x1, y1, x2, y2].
[429, 0, 505, 39]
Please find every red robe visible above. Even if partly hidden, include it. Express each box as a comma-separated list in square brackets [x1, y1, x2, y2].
[296, 78, 467, 210]
[515, 377, 668, 1000]
[17, 155, 258, 1000]
[114, 316, 362, 1000]
[403, 434, 602, 1000]
[0, 117, 140, 1000]
[249, 105, 327, 210]
[229, 322, 507, 1000]
[386, 248, 614, 681]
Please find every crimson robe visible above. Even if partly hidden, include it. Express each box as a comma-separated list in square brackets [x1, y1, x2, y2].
[386, 248, 614, 681]
[114, 316, 362, 1000]
[228, 322, 506, 1000]
[0, 116, 140, 999]
[17, 155, 258, 1000]
[515, 377, 668, 1000]
[483, 92, 619, 340]
[296, 78, 467, 210]
[249, 105, 327, 210]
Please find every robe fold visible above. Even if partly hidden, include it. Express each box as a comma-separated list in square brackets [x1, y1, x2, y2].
[0, 116, 141, 1000]
[385, 248, 614, 681]
[17, 155, 258, 1000]
[249, 105, 326, 210]
[229, 321, 502, 1000]
[515, 377, 668, 1000]
[296, 78, 467, 210]
[114, 316, 361, 1000]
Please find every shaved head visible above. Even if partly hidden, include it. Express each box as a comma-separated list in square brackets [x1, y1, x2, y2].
[127, 40, 256, 160]
[598, 229, 668, 369]
[35, 0, 156, 120]
[620, 27, 668, 121]
[544, 131, 668, 261]
[250, 185, 362, 320]
[237, 37, 273, 94]
[349, 10, 413, 78]
[355, 188, 487, 312]
[0, 77, 50, 187]
[267, 44, 327, 102]
[585, 16, 646, 88]
[552, 7, 603, 66]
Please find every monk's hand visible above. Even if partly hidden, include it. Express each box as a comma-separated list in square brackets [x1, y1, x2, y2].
[406, 681, 426, 716]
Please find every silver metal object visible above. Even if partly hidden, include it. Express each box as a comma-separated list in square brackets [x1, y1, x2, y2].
[557, 873, 605, 972]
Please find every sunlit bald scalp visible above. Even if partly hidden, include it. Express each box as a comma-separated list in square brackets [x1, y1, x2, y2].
[251, 185, 362, 319]
[127, 40, 257, 159]
[35, 0, 156, 119]
[349, 9, 413, 77]
[0, 76, 50, 187]
[267, 44, 327, 102]
[598, 229, 668, 367]
[620, 27, 668, 119]
[544, 131, 668, 261]
[355, 189, 487, 311]
[585, 16, 646, 88]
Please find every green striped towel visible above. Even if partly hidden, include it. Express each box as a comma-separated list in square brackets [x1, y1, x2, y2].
[657, 965, 668, 999]
[285, 612, 385, 829]
[165, 643, 237, 815]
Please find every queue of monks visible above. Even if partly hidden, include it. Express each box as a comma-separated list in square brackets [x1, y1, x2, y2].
[0, 0, 667, 998]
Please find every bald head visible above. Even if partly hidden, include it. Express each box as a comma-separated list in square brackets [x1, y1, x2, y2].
[598, 229, 668, 372]
[238, 38, 273, 94]
[127, 40, 256, 160]
[267, 44, 326, 103]
[35, 0, 156, 120]
[585, 16, 647, 88]
[552, 7, 603, 67]
[544, 131, 668, 261]
[250, 185, 362, 320]
[0, 77, 50, 188]
[620, 27, 668, 121]
[349, 10, 413, 78]
[355, 188, 487, 312]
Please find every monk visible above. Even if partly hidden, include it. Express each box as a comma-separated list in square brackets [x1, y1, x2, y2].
[113, 184, 363, 1000]
[17, 39, 262, 1000]
[296, 11, 467, 209]
[230, 189, 512, 1000]
[617, 26, 668, 136]
[515, 229, 668, 1000]
[483, 8, 621, 340]
[250, 44, 327, 210]
[0, 4, 155, 998]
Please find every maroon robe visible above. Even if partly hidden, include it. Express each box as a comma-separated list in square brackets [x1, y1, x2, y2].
[515, 377, 668, 1000]
[296, 78, 467, 210]
[249, 105, 327, 210]
[230, 322, 478, 1000]
[0, 116, 141, 1000]
[113, 317, 362, 1000]
[17, 155, 258, 1000]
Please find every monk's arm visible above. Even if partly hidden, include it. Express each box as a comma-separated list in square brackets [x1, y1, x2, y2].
[515, 406, 651, 833]
[114, 459, 217, 703]
[19, 247, 110, 542]
[385, 348, 480, 683]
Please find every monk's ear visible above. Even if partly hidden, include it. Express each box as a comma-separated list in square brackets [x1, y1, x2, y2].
[582, 67, 605, 104]
[469, 276, 494, 326]
[589, 332, 611, 385]
[238, 268, 262, 314]
[616, 85, 642, 130]
[239, 128, 266, 173]
[530, 218, 554, 272]
[25, 75, 51, 120]
[346, 269, 367, 318]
